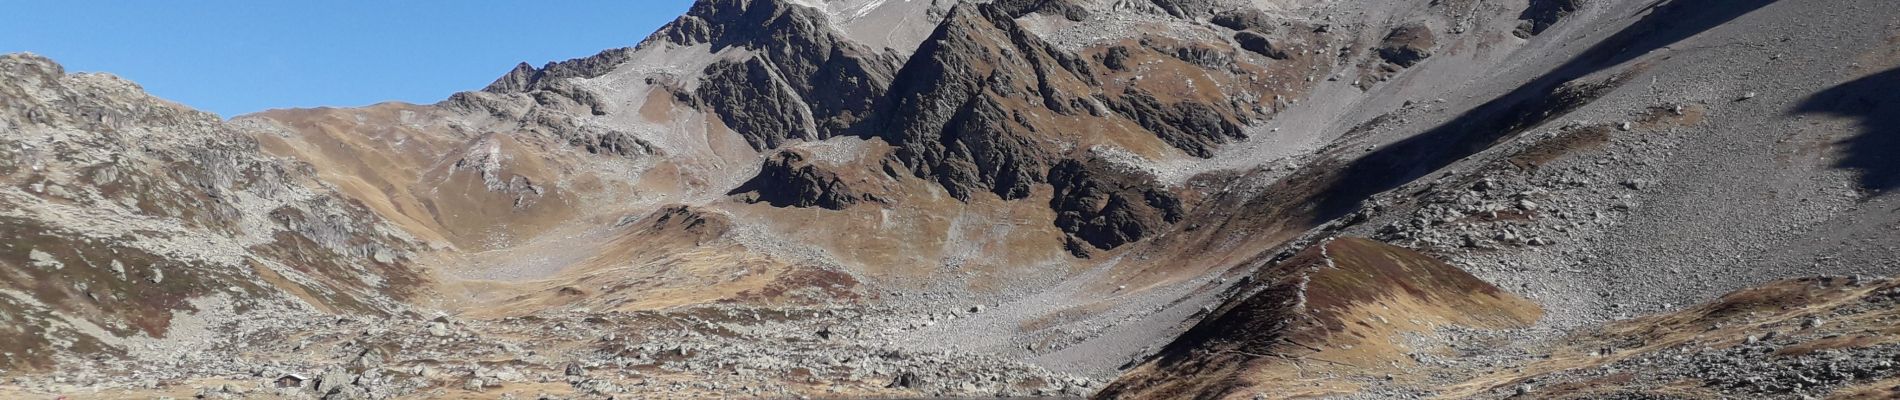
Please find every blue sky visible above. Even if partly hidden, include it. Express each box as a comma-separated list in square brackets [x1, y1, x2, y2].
[0, 1, 693, 118]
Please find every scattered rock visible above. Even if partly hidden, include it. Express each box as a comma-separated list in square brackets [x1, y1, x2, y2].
[888, 372, 920, 389]
[1234, 31, 1291, 60]
[564, 362, 585, 377]
[1377, 24, 1436, 67]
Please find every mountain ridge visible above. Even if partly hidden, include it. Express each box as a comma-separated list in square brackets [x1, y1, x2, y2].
[4, 0, 1900, 398]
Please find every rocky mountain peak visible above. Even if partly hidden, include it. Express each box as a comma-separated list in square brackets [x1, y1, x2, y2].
[11, 0, 1900, 397]
[481, 48, 635, 94]
[653, 0, 839, 50]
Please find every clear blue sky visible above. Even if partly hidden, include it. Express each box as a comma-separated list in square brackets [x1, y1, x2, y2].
[0, 1, 693, 118]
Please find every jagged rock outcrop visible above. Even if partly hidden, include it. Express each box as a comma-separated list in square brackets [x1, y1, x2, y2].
[1101, 46, 1135, 70]
[665, 0, 1267, 254]
[1377, 24, 1436, 67]
[1147, 0, 1220, 19]
[1162, 42, 1235, 69]
[659, 0, 904, 149]
[698, 56, 820, 149]
[1515, 0, 1586, 38]
[482, 48, 635, 93]
[874, 0, 1260, 204]
[1231, 31, 1291, 60]
[1048, 158, 1183, 256]
[565, 127, 655, 158]
[877, 0, 1098, 201]
[1100, 88, 1246, 157]
[729, 148, 877, 210]
[633, 205, 732, 243]
[1209, 9, 1273, 32]
[990, 0, 1092, 20]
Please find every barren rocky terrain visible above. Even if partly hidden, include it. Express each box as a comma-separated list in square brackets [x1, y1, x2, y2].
[4, 0, 1900, 399]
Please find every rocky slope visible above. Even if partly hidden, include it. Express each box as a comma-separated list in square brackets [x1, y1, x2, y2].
[0, 54, 423, 376]
[1098, 237, 1543, 399]
[4, 0, 1900, 398]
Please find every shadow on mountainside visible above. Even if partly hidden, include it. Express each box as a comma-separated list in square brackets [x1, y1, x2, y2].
[1793, 67, 1900, 193]
[1104, 0, 1784, 395]
[1306, 0, 1779, 224]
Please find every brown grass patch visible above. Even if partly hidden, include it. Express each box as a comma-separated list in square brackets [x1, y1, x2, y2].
[1774, 334, 1884, 357]
[1509, 125, 1614, 169]
[1097, 238, 1540, 400]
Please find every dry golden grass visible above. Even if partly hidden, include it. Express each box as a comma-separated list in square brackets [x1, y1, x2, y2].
[1439, 277, 1900, 399]
[1101, 238, 1541, 400]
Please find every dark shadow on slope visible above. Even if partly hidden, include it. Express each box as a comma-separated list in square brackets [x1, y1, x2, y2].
[1793, 67, 1900, 193]
[1307, 0, 1777, 224]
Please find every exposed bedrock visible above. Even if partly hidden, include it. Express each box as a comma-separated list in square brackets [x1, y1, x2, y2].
[1100, 88, 1247, 158]
[481, 48, 635, 93]
[1231, 31, 1292, 61]
[876, 0, 1097, 201]
[1376, 23, 1437, 68]
[1048, 158, 1184, 257]
[695, 0, 1275, 255]
[875, 0, 1252, 200]
[1210, 9, 1273, 32]
[1516, 0, 1588, 38]
[697, 56, 820, 150]
[730, 148, 878, 210]
[1147, 0, 1221, 19]
[664, 0, 903, 149]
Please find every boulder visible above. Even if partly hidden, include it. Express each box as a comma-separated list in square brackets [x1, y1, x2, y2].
[1377, 24, 1436, 67]
[1233, 31, 1291, 60]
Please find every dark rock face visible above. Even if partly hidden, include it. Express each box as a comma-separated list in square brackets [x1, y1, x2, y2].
[529, 79, 611, 116]
[896, 92, 1054, 201]
[888, 371, 921, 389]
[1101, 89, 1246, 158]
[699, 0, 1270, 254]
[1210, 9, 1274, 32]
[1148, 0, 1220, 18]
[653, 0, 835, 49]
[567, 128, 655, 158]
[865, 0, 1262, 251]
[1048, 158, 1184, 257]
[1233, 31, 1291, 60]
[658, 0, 902, 148]
[1516, 0, 1585, 38]
[1166, 43, 1235, 69]
[730, 149, 873, 210]
[698, 56, 818, 150]
[990, 0, 1092, 21]
[878, 1, 1098, 201]
[485, 63, 538, 93]
[1377, 24, 1437, 67]
[1102, 46, 1134, 71]
[482, 48, 636, 93]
